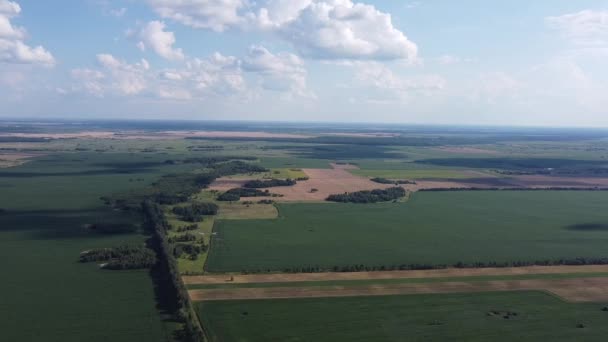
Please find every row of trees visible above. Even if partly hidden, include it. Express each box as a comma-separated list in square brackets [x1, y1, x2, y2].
[236, 257, 608, 274]
[326, 187, 406, 203]
[243, 178, 296, 188]
[142, 200, 206, 342]
[370, 177, 416, 185]
[218, 188, 281, 201]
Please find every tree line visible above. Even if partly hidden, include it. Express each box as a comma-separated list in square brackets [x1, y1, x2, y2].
[371, 177, 416, 185]
[217, 188, 282, 201]
[326, 187, 406, 203]
[235, 257, 608, 274]
[243, 178, 296, 188]
[419, 187, 608, 192]
[142, 200, 206, 342]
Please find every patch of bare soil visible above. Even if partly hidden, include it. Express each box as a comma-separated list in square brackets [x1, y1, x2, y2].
[184, 265, 608, 285]
[188, 277, 608, 303]
[253, 164, 393, 202]
[209, 163, 394, 202]
[0, 153, 40, 168]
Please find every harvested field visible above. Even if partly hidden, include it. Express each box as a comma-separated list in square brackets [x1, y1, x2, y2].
[0, 153, 40, 168]
[210, 163, 394, 202]
[188, 277, 608, 303]
[183, 265, 608, 285]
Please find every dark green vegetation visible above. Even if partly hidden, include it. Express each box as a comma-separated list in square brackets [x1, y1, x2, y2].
[172, 202, 219, 222]
[326, 187, 406, 203]
[79, 245, 157, 270]
[105, 160, 266, 209]
[198, 291, 608, 342]
[243, 178, 296, 188]
[371, 177, 416, 185]
[0, 154, 176, 341]
[217, 188, 279, 201]
[143, 201, 206, 342]
[207, 191, 608, 272]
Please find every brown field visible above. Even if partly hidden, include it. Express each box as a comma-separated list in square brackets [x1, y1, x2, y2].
[0, 153, 40, 168]
[209, 163, 394, 202]
[184, 265, 608, 285]
[162, 131, 313, 139]
[188, 277, 608, 303]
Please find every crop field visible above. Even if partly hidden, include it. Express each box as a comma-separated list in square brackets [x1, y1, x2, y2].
[198, 291, 608, 342]
[0, 152, 191, 341]
[350, 168, 480, 179]
[206, 191, 608, 272]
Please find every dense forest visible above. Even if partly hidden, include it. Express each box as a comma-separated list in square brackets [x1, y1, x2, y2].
[79, 245, 157, 270]
[326, 187, 406, 203]
[172, 202, 219, 222]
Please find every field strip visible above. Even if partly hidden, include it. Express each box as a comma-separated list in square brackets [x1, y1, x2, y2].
[183, 265, 608, 285]
[188, 277, 608, 303]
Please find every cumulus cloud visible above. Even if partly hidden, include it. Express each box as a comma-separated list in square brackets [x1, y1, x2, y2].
[146, 0, 418, 61]
[71, 54, 149, 96]
[71, 46, 312, 100]
[242, 45, 312, 96]
[546, 10, 608, 46]
[0, 0, 54, 65]
[138, 21, 185, 60]
[148, 0, 247, 32]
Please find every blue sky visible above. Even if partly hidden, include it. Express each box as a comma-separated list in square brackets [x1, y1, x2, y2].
[1, 0, 608, 126]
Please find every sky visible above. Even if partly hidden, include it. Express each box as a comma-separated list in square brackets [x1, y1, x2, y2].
[1, 0, 608, 127]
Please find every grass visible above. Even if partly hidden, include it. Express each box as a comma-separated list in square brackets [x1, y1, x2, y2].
[166, 213, 215, 274]
[216, 203, 278, 220]
[206, 191, 608, 272]
[186, 272, 608, 290]
[198, 291, 608, 342]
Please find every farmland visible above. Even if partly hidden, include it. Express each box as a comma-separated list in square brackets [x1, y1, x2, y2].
[206, 191, 608, 272]
[4, 121, 608, 341]
[198, 291, 608, 342]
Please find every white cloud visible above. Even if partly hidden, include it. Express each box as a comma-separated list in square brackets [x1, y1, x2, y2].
[0, 0, 54, 66]
[71, 54, 150, 97]
[148, 0, 247, 32]
[355, 62, 445, 95]
[147, 0, 418, 61]
[138, 21, 185, 60]
[242, 45, 312, 97]
[110, 7, 127, 17]
[546, 10, 608, 46]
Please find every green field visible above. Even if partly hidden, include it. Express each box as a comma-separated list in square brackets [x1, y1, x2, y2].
[198, 291, 608, 342]
[206, 191, 608, 272]
[0, 153, 188, 341]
